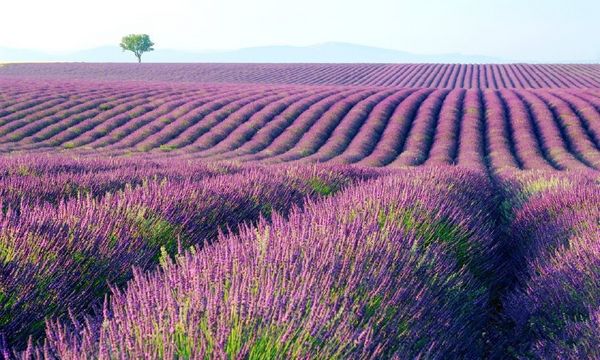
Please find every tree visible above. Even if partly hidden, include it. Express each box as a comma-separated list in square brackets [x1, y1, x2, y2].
[120, 34, 154, 63]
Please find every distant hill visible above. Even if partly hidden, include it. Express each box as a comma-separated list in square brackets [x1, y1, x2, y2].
[1, 42, 508, 63]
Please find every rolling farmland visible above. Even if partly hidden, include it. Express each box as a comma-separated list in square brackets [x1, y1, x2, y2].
[0, 64, 598, 359]
[0, 76, 599, 172]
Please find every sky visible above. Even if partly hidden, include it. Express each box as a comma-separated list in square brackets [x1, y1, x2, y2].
[0, 0, 598, 62]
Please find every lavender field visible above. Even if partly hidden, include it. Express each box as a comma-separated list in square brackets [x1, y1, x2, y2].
[0, 64, 598, 359]
[2, 63, 600, 88]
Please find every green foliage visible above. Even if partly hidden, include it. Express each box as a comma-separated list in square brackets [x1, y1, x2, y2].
[260, 202, 273, 218]
[107, 232, 119, 249]
[523, 177, 572, 198]
[173, 322, 194, 359]
[0, 241, 16, 265]
[247, 324, 315, 359]
[159, 144, 177, 152]
[71, 251, 87, 264]
[13, 165, 36, 176]
[158, 246, 170, 269]
[119, 34, 155, 63]
[414, 336, 429, 351]
[199, 317, 215, 359]
[377, 205, 485, 279]
[130, 207, 181, 260]
[24, 234, 59, 265]
[0, 290, 17, 326]
[364, 294, 383, 321]
[307, 177, 336, 196]
[248, 329, 283, 359]
[226, 313, 244, 359]
[135, 145, 150, 152]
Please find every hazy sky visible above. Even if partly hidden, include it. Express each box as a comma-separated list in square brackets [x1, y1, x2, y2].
[1, 0, 598, 61]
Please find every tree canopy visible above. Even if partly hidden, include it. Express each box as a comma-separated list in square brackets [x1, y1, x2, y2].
[120, 34, 154, 63]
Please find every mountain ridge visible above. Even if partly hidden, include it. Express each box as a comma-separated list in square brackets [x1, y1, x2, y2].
[1, 42, 509, 63]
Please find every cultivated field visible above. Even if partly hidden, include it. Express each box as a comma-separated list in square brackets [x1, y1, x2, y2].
[0, 64, 598, 358]
[0, 77, 599, 172]
[2, 63, 600, 88]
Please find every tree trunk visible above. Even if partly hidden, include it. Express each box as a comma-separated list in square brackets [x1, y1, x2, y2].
[137, 55, 141, 63]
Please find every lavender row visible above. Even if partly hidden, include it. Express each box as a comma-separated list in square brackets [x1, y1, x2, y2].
[0, 155, 241, 211]
[498, 171, 600, 358]
[196, 88, 338, 159]
[0, 161, 379, 349]
[267, 89, 381, 163]
[208, 89, 340, 160]
[25, 167, 504, 358]
[298, 88, 398, 163]
[237, 88, 366, 162]
[323, 89, 415, 164]
[388, 89, 449, 167]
